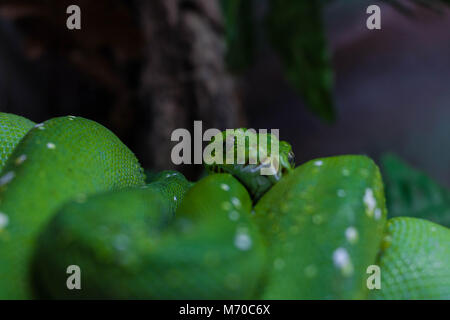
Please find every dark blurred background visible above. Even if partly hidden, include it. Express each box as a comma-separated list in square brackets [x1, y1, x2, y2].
[0, 0, 448, 186]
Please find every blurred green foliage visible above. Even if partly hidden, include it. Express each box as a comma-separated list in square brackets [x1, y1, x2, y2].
[220, 0, 255, 72]
[221, 0, 334, 122]
[220, 0, 450, 123]
[266, 0, 335, 122]
[381, 154, 450, 227]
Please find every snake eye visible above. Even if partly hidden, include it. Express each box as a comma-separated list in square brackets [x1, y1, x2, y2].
[288, 151, 295, 167]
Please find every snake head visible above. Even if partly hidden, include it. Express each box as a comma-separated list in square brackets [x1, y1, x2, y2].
[204, 128, 295, 201]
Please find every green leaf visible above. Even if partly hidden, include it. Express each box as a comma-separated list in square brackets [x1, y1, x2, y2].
[221, 0, 255, 72]
[380, 154, 450, 227]
[266, 0, 335, 122]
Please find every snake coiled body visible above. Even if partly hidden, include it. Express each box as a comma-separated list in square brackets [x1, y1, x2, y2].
[0, 114, 145, 299]
[0, 113, 448, 299]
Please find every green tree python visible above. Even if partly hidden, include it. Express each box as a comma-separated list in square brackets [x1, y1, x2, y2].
[0, 113, 35, 172]
[0, 114, 145, 299]
[0, 113, 448, 299]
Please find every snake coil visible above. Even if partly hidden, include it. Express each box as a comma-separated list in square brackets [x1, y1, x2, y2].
[0, 115, 448, 299]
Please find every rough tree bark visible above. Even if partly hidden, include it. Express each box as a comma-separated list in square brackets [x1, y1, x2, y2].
[137, 0, 245, 175]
